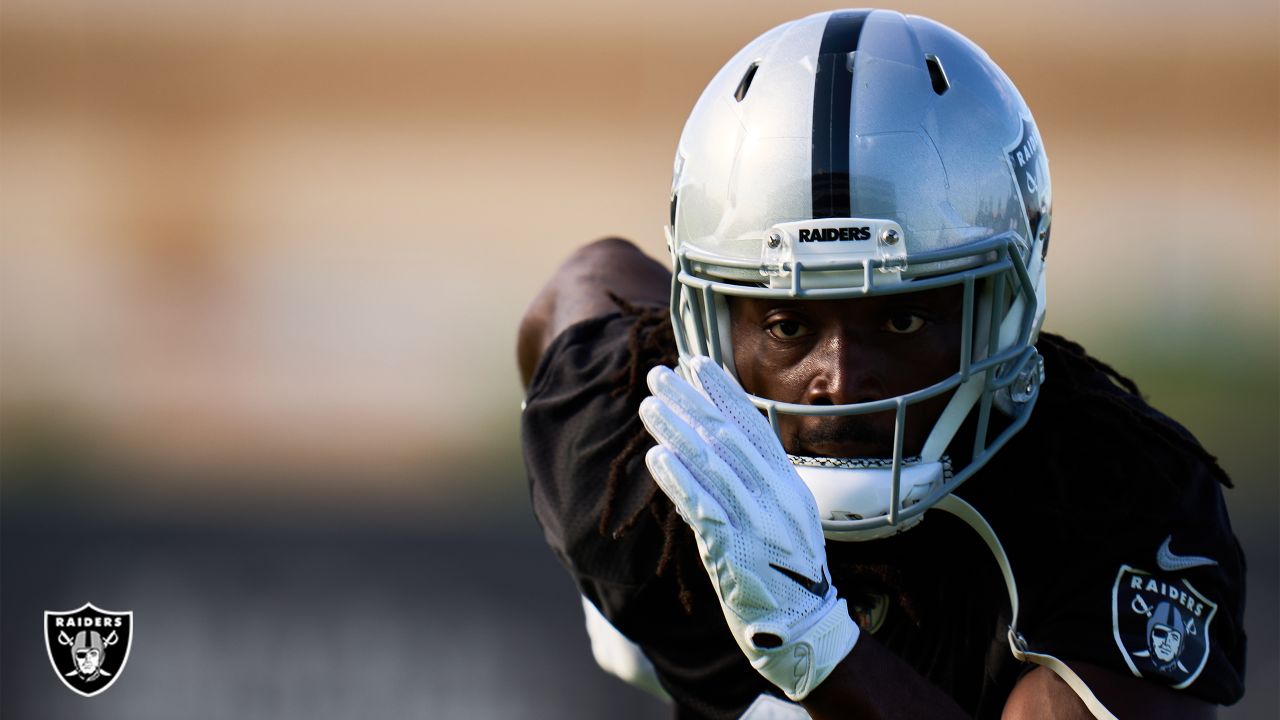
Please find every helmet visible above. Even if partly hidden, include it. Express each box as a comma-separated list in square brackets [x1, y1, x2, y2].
[72, 630, 106, 653]
[667, 9, 1051, 541]
[72, 630, 106, 673]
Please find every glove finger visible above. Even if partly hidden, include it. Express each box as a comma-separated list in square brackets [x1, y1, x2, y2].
[686, 357, 791, 473]
[639, 395, 757, 528]
[685, 359, 824, 537]
[650, 446, 832, 624]
[646, 365, 772, 496]
[643, 445, 732, 532]
[646, 366, 825, 565]
[683, 359, 827, 554]
[646, 364, 726, 436]
[646, 446, 782, 624]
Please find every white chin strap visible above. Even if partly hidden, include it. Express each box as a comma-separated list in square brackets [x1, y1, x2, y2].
[935, 494, 1119, 720]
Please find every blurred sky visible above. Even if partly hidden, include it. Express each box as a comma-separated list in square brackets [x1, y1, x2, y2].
[1, 0, 1276, 499]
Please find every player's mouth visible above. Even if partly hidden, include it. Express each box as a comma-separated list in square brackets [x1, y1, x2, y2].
[788, 416, 897, 459]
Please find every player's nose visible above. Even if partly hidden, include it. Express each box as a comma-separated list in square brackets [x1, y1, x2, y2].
[803, 333, 886, 406]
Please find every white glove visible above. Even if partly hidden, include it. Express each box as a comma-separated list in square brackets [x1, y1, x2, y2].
[638, 357, 859, 701]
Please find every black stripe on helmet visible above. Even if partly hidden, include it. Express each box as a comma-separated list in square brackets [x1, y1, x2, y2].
[811, 9, 871, 218]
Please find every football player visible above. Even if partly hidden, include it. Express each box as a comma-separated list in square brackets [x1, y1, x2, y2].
[519, 10, 1245, 719]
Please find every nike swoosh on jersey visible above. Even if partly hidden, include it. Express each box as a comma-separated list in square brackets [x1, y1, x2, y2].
[769, 563, 830, 598]
[1156, 535, 1218, 572]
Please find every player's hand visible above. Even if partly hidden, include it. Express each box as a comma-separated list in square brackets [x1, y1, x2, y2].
[638, 356, 859, 701]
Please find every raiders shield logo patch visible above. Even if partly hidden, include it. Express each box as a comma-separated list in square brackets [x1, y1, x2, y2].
[1112, 565, 1216, 689]
[45, 602, 133, 697]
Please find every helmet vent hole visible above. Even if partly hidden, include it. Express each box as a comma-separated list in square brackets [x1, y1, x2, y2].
[924, 54, 949, 95]
[734, 62, 760, 102]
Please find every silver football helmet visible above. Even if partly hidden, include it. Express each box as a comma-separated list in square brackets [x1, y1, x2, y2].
[666, 9, 1051, 541]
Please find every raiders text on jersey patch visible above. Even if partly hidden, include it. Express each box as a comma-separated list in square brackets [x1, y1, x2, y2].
[798, 227, 871, 242]
[1112, 565, 1217, 689]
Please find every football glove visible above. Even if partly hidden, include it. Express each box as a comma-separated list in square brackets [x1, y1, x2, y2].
[638, 357, 859, 701]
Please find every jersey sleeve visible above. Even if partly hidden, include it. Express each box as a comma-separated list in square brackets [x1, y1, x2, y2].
[522, 309, 667, 609]
[978, 367, 1247, 706]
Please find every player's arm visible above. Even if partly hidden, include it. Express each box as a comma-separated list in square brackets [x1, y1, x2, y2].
[802, 652, 1220, 719]
[1002, 662, 1217, 719]
[800, 634, 968, 719]
[517, 237, 670, 390]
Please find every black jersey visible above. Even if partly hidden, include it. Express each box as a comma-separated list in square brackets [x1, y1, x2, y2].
[522, 304, 1246, 719]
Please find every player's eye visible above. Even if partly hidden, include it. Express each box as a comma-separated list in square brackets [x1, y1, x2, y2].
[766, 319, 811, 340]
[883, 311, 926, 334]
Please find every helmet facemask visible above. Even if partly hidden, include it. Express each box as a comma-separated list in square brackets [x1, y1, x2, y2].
[669, 220, 1046, 540]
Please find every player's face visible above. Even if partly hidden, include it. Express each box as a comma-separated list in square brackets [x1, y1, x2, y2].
[729, 286, 963, 459]
[76, 648, 101, 674]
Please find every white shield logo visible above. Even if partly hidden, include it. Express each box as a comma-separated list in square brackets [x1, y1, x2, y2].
[44, 602, 134, 697]
[1112, 565, 1216, 689]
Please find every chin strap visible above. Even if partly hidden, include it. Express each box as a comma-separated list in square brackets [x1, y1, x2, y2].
[934, 495, 1118, 720]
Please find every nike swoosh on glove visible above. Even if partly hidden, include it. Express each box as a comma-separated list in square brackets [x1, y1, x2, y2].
[638, 356, 859, 701]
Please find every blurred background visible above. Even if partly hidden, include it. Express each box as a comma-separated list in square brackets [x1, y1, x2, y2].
[2, 0, 1275, 717]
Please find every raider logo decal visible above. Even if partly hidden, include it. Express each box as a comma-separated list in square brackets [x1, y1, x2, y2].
[45, 602, 133, 697]
[1005, 118, 1051, 248]
[1112, 565, 1216, 689]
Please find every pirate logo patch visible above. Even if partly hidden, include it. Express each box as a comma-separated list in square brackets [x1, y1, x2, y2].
[45, 602, 133, 697]
[1112, 565, 1216, 688]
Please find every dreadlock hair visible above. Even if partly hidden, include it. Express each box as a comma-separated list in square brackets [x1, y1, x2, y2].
[596, 292, 700, 612]
[1034, 332, 1231, 489]
[592, 296, 1232, 617]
